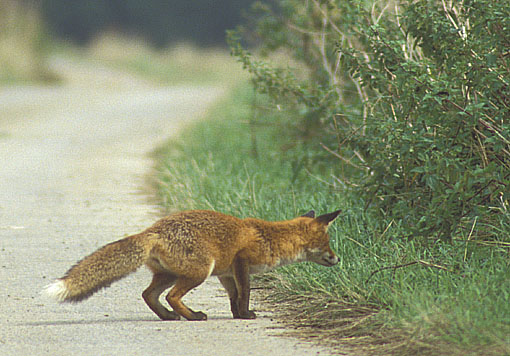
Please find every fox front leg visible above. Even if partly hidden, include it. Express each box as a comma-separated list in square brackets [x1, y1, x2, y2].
[218, 275, 241, 318]
[233, 257, 256, 319]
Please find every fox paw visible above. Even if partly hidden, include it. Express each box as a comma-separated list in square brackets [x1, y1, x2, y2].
[236, 310, 256, 319]
[159, 310, 181, 321]
[188, 311, 208, 321]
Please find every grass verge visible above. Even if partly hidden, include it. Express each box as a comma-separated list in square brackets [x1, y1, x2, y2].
[155, 83, 510, 356]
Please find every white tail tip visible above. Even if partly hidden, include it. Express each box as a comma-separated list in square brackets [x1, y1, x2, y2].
[43, 279, 69, 302]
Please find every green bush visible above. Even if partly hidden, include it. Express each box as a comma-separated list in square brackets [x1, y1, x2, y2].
[229, 0, 510, 241]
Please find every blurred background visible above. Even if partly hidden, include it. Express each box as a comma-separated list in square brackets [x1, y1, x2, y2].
[39, 0, 254, 46]
[0, 0, 255, 83]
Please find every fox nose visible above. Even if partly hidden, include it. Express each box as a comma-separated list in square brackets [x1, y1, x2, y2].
[329, 254, 339, 265]
[323, 253, 339, 266]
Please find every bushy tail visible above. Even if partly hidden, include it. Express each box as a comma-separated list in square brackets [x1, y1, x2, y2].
[44, 233, 151, 302]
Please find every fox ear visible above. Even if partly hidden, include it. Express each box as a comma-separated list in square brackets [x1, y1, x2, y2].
[315, 210, 342, 227]
[301, 210, 315, 218]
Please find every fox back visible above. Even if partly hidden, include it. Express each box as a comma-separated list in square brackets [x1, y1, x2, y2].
[45, 209, 341, 321]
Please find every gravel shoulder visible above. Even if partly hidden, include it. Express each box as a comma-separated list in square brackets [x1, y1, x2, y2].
[0, 61, 334, 355]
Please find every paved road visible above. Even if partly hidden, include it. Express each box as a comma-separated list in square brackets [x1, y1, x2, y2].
[0, 63, 333, 355]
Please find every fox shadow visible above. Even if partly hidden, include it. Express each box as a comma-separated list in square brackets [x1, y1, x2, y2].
[24, 315, 237, 326]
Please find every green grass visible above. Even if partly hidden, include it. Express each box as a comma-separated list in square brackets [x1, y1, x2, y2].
[155, 83, 510, 356]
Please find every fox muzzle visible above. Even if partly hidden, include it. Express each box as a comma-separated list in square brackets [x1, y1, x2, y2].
[321, 254, 339, 267]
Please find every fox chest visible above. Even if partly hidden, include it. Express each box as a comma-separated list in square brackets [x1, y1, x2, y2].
[248, 251, 307, 275]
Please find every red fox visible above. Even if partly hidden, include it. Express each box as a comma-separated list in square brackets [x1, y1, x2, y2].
[44, 209, 340, 321]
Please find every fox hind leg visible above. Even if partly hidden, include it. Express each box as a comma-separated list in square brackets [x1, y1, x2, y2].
[142, 273, 180, 320]
[166, 276, 208, 321]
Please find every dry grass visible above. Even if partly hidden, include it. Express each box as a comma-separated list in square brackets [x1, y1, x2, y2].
[253, 276, 380, 356]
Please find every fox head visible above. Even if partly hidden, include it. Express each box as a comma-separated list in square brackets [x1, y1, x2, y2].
[300, 210, 341, 267]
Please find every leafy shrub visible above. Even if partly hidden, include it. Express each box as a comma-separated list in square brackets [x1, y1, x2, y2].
[229, 0, 509, 240]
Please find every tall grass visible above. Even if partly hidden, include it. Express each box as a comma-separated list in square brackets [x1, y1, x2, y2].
[156, 84, 510, 355]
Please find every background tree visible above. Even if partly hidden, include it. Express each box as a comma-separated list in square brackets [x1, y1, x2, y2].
[40, 0, 256, 46]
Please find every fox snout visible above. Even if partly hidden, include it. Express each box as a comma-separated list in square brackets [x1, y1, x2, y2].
[320, 252, 339, 267]
[308, 249, 339, 267]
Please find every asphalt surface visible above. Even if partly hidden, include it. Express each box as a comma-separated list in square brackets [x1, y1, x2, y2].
[0, 62, 334, 356]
